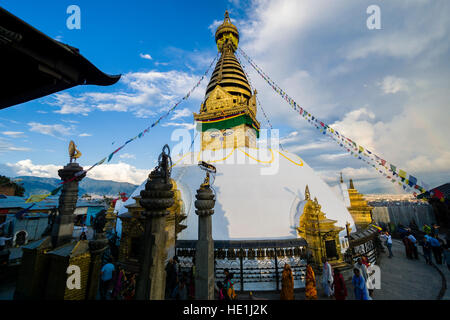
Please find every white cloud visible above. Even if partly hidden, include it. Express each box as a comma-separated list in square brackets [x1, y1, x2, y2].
[28, 122, 74, 138]
[161, 122, 196, 130]
[47, 70, 207, 118]
[234, 0, 450, 192]
[0, 138, 31, 153]
[119, 153, 136, 159]
[79, 133, 92, 137]
[6, 159, 147, 185]
[49, 92, 91, 115]
[62, 120, 79, 124]
[7, 160, 59, 178]
[170, 108, 191, 120]
[2, 131, 26, 138]
[140, 53, 153, 60]
[378, 76, 409, 94]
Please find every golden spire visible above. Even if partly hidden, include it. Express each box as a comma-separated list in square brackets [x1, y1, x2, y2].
[193, 11, 260, 151]
[349, 179, 355, 189]
[305, 185, 311, 200]
[340, 172, 343, 184]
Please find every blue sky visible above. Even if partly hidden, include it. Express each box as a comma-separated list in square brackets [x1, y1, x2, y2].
[1, 0, 449, 194]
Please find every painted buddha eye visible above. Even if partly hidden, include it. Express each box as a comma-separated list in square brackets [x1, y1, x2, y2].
[223, 129, 233, 136]
[210, 132, 220, 138]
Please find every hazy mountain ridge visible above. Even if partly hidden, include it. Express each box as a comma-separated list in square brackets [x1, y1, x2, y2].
[14, 176, 138, 197]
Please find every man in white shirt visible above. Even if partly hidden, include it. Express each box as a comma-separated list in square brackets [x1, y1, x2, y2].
[381, 232, 393, 258]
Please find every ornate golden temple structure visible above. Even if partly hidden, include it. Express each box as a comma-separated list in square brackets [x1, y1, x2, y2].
[117, 179, 186, 274]
[297, 185, 346, 268]
[194, 11, 260, 151]
[347, 178, 374, 229]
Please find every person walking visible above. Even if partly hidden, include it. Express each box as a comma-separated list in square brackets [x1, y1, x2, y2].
[216, 281, 226, 300]
[423, 224, 432, 235]
[352, 268, 369, 300]
[224, 272, 237, 300]
[354, 258, 370, 298]
[322, 257, 334, 298]
[432, 224, 440, 237]
[165, 256, 179, 299]
[408, 233, 419, 260]
[402, 235, 413, 259]
[381, 232, 393, 258]
[305, 264, 317, 300]
[332, 268, 347, 300]
[443, 246, 450, 271]
[420, 236, 432, 265]
[430, 235, 443, 264]
[280, 263, 294, 300]
[100, 259, 115, 300]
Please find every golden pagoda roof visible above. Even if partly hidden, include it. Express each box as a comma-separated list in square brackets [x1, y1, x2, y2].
[205, 11, 252, 101]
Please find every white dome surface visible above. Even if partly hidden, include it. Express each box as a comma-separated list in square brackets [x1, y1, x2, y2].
[119, 147, 356, 241]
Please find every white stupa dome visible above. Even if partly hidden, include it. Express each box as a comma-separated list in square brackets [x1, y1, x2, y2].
[118, 147, 356, 244]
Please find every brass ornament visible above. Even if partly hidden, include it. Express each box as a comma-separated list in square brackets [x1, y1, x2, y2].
[68, 140, 82, 163]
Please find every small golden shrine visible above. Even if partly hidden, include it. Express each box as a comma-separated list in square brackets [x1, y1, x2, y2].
[347, 179, 374, 229]
[297, 185, 346, 268]
[193, 11, 260, 151]
[104, 201, 116, 233]
[117, 179, 187, 273]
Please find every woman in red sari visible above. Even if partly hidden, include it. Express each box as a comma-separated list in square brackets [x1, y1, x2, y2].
[332, 268, 347, 300]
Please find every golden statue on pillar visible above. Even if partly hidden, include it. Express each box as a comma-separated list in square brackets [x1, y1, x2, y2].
[69, 140, 82, 163]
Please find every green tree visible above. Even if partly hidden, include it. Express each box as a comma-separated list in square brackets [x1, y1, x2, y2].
[0, 175, 25, 196]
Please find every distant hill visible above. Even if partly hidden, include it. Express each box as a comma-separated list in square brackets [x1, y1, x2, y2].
[14, 176, 138, 197]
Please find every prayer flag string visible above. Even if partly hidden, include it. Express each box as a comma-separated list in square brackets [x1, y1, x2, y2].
[24, 54, 218, 204]
[237, 48, 429, 197]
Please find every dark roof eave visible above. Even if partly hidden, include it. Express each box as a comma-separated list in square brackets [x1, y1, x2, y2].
[0, 6, 121, 109]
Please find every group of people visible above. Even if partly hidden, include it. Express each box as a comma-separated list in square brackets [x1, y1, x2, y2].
[216, 268, 238, 300]
[99, 258, 137, 300]
[321, 256, 373, 300]
[280, 256, 374, 300]
[396, 223, 449, 268]
[165, 256, 196, 300]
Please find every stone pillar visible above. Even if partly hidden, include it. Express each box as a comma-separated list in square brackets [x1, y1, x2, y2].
[135, 146, 174, 300]
[51, 162, 85, 248]
[194, 172, 216, 300]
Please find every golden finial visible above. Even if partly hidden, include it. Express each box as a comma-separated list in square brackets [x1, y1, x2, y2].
[349, 179, 355, 189]
[314, 197, 318, 204]
[215, 10, 239, 52]
[305, 185, 310, 200]
[68, 140, 82, 163]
